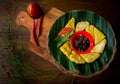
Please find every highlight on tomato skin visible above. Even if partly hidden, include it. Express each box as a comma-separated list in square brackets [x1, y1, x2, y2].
[70, 31, 94, 54]
[27, 2, 42, 18]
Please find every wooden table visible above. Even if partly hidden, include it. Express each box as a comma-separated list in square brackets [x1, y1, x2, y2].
[0, 0, 120, 84]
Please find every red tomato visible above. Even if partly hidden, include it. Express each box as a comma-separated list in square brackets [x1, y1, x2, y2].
[27, 2, 42, 18]
[58, 28, 72, 36]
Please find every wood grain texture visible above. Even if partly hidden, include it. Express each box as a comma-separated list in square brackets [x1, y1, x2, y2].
[16, 7, 64, 63]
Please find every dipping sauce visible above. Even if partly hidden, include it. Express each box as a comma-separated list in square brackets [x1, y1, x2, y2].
[70, 31, 94, 54]
[73, 35, 90, 52]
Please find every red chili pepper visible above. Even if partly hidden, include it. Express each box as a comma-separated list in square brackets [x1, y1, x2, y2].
[36, 15, 43, 38]
[31, 19, 38, 45]
[27, 2, 43, 46]
[31, 16, 43, 45]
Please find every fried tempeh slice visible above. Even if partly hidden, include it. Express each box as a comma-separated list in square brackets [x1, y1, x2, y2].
[94, 26, 106, 44]
[60, 42, 71, 58]
[85, 25, 106, 45]
[81, 52, 100, 63]
[65, 17, 75, 30]
[85, 25, 94, 38]
[70, 51, 85, 64]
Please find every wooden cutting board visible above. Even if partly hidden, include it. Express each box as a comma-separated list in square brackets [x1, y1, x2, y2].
[16, 7, 65, 63]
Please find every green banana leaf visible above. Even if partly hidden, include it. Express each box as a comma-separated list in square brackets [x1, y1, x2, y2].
[48, 10, 116, 76]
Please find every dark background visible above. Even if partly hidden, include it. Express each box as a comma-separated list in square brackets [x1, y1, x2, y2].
[0, 0, 120, 84]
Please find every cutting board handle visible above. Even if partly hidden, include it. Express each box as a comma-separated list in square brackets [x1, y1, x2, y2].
[16, 11, 39, 44]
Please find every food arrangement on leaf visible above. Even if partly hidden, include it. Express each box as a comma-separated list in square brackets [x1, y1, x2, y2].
[15, 0, 116, 77]
[57, 17, 107, 64]
[48, 10, 116, 76]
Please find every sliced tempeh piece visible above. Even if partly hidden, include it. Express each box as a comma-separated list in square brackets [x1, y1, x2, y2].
[70, 51, 85, 64]
[81, 52, 100, 63]
[60, 42, 71, 58]
[94, 26, 106, 45]
[65, 17, 75, 30]
[85, 25, 94, 38]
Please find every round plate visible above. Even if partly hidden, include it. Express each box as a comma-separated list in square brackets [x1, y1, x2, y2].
[48, 10, 116, 77]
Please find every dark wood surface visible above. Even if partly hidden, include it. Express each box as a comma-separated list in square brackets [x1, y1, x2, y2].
[0, 0, 120, 84]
